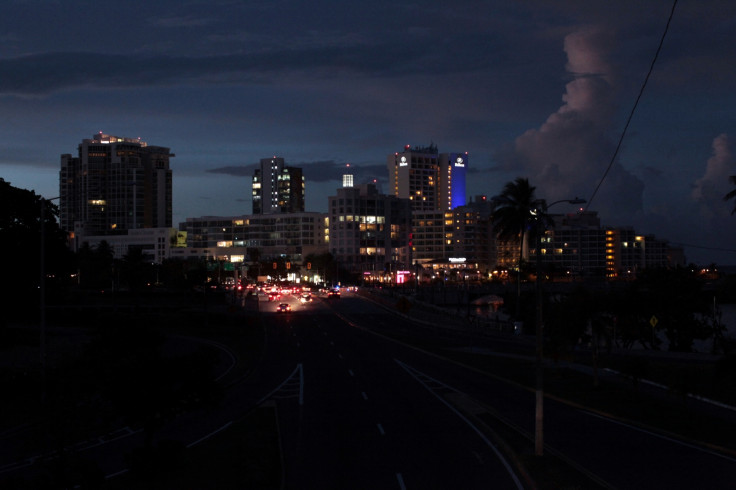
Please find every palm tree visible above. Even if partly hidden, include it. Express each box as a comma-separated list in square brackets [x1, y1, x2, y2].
[724, 175, 736, 214]
[492, 178, 547, 270]
[492, 178, 549, 317]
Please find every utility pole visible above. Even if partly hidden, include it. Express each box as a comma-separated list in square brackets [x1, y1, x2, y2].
[533, 197, 585, 456]
[40, 196, 60, 404]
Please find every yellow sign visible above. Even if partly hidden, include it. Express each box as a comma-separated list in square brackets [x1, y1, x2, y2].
[650, 315, 658, 328]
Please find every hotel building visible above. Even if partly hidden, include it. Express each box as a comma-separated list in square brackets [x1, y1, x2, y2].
[387, 144, 467, 212]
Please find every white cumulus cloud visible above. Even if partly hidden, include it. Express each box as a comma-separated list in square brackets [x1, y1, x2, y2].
[503, 26, 644, 220]
[691, 133, 735, 220]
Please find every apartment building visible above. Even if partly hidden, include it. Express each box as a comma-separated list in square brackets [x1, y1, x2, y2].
[60, 132, 173, 236]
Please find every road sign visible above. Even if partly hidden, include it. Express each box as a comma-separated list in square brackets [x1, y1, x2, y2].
[650, 315, 658, 328]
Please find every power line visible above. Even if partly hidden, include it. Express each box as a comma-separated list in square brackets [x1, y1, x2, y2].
[586, 0, 678, 209]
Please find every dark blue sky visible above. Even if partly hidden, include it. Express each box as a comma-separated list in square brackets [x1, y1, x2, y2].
[2, 0, 735, 264]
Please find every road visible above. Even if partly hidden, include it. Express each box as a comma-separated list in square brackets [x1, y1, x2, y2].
[2, 289, 735, 488]
[259, 290, 736, 489]
[260, 293, 523, 489]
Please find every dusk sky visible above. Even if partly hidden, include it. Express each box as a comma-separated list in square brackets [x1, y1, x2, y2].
[2, 0, 735, 265]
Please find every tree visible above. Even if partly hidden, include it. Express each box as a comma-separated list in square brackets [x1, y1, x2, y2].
[636, 267, 710, 352]
[492, 178, 550, 317]
[303, 252, 334, 284]
[121, 247, 151, 292]
[76, 241, 114, 290]
[0, 179, 70, 321]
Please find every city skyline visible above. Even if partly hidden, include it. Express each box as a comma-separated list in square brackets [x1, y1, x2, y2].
[2, 1, 736, 264]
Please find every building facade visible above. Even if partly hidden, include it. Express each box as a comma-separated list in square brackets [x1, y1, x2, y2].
[523, 211, 681, 279]
[73, 227, 183, 264]
[252, 157, 305, 214]
[328, 183, 412, 276]
[60, 132, 173, 236]
[604, 227, 679, 278]
[412, 200, 495, 277]
[439, 152, 468, 211]
[177, 212, 328, 264]
[387, 144, 467, 213]
[533, 211, 607, 278]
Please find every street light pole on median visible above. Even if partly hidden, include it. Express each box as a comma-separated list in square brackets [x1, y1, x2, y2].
[40, 196, 60, 404]
[533, 197, 585, 456]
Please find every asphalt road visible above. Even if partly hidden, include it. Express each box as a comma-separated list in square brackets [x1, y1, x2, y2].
[260, 291, 736, 490]
[261, 293, 524, 489]
[3, 290, 735, 489]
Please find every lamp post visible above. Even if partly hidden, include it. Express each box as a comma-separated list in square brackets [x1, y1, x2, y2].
[532, 197, 585, 457]
[40, 196, 60, 404]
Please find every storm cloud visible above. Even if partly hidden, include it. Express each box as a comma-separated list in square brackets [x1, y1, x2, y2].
[499, 27, 644, 220]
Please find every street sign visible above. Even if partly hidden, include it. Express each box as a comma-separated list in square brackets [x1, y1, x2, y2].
[650, 315, 658, 328]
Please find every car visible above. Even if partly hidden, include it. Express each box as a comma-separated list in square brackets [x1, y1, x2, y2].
[327, 289, 341, 299]
[300, 293, 312, 303]
[277, 303, 291, 313]
[268, 293, 281, 301]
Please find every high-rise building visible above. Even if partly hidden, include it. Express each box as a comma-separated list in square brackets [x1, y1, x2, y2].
[439, 152, 468, 211]
[252, 157, 305, 214]
[387, 144, 467, 212]
[59, 132, 173, 236]
[328, 183, 412, 276]
[342, 164, 354, 188]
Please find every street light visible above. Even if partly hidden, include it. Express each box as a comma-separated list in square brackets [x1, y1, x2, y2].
[532, 197, 585, 457]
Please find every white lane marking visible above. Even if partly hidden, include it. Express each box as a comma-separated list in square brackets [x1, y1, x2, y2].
[2, 426, 143, 476]
[105, 468, 129, 479]
[395, 359, 524, 490]
[330, 340, 335, 346]
[186, 421, 233, 448]
[361, 392, 368, 400]
[257, 363, 304, 407]
[171, 335, 237, 381]
[377, 423, 385, 435]
[348, 369, 354, 377]
[397, 472, 407, 490]
[338, 353, 344, 359]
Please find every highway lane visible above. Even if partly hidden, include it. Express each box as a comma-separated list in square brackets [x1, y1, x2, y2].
[324, 292, 736, 489]
[263, 292, 524, 489]
[4, 290, 733, 488]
